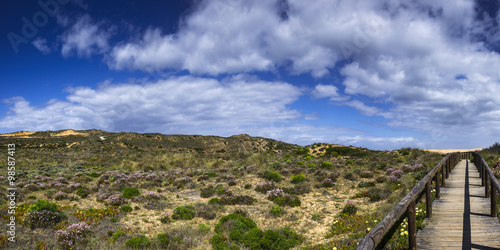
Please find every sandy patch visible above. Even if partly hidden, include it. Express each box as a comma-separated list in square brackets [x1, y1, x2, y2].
[424, 148, 482, 154]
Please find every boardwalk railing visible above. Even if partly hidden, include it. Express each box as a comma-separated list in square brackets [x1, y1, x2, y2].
[466, 152, 500, 217]
[357, 152, 460, 249]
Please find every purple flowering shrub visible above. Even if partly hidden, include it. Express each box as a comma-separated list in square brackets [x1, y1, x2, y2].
[25, 210, 63, 229]
[144, 191, 162, 200]
[106, 194, 125, 206]
[254, 181, 276, 194]
[56, 222, 91, 249]
[55, 191, 68, 201]
[402, 164, 425, 173]
[266, 188, 285, 201]
[390, 170, 404, 179]
[321, 178, 335, 187]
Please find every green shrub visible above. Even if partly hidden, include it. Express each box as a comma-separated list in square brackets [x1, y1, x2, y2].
[270, 205, 284, 216]
[205, 172, 217, 177]
[157, 234, 169, 247]
[275, 194, 301, 207]
[341, 203, 358, 216]
[200, 186, 216, 198]
[358, 180, 376, 188]
[346, 159, 354, 165]
[28, 199, 59, 213]
[268, 161, 282, 170]
[122, 187, 140, 199]
[198, 223, 211, 233]
[376, 176, 387, 183]
[88, 172, 101, 178]
[229, 229, 244, 241]
[343, 172, 356, 180]
[264, 171, 282, 182]
[273, 196, 287, 207]
[210, 234, 227, 250]
[208, 198, 220, 204]
[242, 228, 263, 249]
[397, 156, 406, 163]
[28, 195, 37, 200]
[112, 230, 125, 243]
[261, 230, 287, 249]
[172, 206, 195, 220]
[321, 161, 333, 169]
[120, 205, 133, 213]
[214, 213, 257, 234]
[125, 235, 150, 248]
[244, 184, 252, 189]
[291, 174, 306, 183]
[76, 187, 90, 198]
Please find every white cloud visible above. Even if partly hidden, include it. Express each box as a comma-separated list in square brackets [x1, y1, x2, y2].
[0, 76, 302, 134]
[60, 15, 112, 58]
[32, 38, 51, 54]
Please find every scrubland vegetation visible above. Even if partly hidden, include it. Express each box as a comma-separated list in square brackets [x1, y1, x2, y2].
[0, 130, 498, 249]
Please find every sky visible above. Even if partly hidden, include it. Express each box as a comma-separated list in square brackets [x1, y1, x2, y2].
[1, 0, 500, 150]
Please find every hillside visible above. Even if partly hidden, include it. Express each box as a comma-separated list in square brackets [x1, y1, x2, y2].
[0, 129, 450, 249]
[0, 129, 298, 155]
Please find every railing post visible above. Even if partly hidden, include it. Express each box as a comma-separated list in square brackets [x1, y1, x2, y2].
[442, 164, 446, 187]
[481, 161, 485, 186]
[446, 157, 450, 178]
[485, 174, 490, 198]
[407, 200, 417, 250]
[492, 184, 497, 217]
[426, 180, 432, 218]
[436, 170, 440, 198]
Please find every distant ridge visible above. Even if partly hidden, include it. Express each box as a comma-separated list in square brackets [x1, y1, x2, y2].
[0, 129, 300, 155]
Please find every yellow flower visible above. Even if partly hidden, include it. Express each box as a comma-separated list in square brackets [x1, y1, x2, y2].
[367, 228, 371, 232]
[333, 247, 337, 250]
[374, 220, 378, 223]
[365, 221, 369, 224]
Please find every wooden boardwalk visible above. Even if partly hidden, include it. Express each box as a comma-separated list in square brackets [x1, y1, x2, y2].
[417, 160, 500, 249]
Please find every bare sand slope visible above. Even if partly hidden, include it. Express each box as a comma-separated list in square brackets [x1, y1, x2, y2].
[424, 148, 482, 154]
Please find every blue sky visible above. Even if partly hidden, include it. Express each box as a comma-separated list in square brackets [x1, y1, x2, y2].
[1, 0, 500, 150]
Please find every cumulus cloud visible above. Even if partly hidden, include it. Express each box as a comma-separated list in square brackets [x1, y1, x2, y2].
[60, 15, 112, 58]
[32, 38, 51, 54]
[0, 76, 302, 135]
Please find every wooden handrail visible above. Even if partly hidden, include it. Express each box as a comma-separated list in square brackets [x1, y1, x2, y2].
[470, 152, 499, 217]
[357, 152, 460, 249]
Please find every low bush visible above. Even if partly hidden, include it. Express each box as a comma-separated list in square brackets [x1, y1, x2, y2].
[172, 206, 195, 220]
[291, 174, 306, 183]
[264, 171, 282, 182]
[56, 222, 91, 249]
[125, 235, 151, 249]
[157, 233, 169, 247]
[111, 230, 125, 243]
[270, 205, 284, 216]
[358, 180, 376, 188]
[283, 185, 311, 195]
[359, 170, 374, 178]
[120, 205, 133, 213]
[321, 161, 333, 169]
[76, 187, 90, 198]
[341, 202, 358, 216]
[273, 194, 301, 207]
[254, 181, 276, 194]
[200, 186, 216, 198]
[122, 187, 140, 199]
